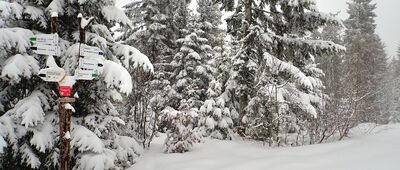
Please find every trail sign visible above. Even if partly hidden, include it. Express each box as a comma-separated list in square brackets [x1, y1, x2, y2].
[31, 44, 61, 56]
[75, 69, 98, 80]
[30, 34, 59, 45]
[74, 57, 104, 80]
[38, 67, 66, 82]
[79, 58, 99, 70]
[80, 45, 104, 58]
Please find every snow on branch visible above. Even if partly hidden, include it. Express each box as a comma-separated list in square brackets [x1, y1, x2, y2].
[74, 149, 116, 170]
[102, 60, 133, 95]
[0, 1, 23, 21]
[46, 0, 65, 15]
[91, 24, 115, 42]
[283, 84, 320, 118]
[30, 121, 54, 153]
[262, 33, 345, 55]
[264, 52, 314, 90]
[114, 135, 144, 162]
[1, 54, 39, 83]
[304, 11, 344, 27]
[86, 32, 108, 50]
[71, 125, 105, 153]
[24, 6, 47, 28]
[112, 44, 154, 72]
[0, 115, 18, 147]
[0, 135, 6, 154]
[0, 28, 34, 53]
[102, 6, 132, 28]
[10, 91, 49, 128]
[21, 144, 41, 169]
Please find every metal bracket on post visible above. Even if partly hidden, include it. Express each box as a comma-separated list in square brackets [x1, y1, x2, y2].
[59, 97, 76, 103]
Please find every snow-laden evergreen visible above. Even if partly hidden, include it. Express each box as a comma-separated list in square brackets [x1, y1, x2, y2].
[343, 0, 387, 124]
[120, 0, 179, 148]
[163, 11, 216, 152]
[160, 107, 199, 153]
[0, 1, 55, 168]
[216, 0, 344, 145]
[192, 0, 238, 140]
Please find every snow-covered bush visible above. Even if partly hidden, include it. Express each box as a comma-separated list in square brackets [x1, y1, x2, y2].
[199, 86, 237, 139]
[161, 107, 199, 153]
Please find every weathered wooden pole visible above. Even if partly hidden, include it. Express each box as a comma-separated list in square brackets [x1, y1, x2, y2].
[51, 12, 74, 170]
[51, 12, 58, 33]
[59, 96, 74, 170]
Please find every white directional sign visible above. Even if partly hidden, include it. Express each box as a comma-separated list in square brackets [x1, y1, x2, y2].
[38, 67, 66, 82]
[75, 58, 104, 80]
[30, 33, 60, 56]
[75, 69, 97, 80]
[32, 44, 61, 56]
[79, 58, 98, 70]
[80, 45, 104, 58]
[30, 34, 59, 45]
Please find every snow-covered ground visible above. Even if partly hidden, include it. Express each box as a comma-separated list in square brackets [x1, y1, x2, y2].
[129, 124, 400, 170]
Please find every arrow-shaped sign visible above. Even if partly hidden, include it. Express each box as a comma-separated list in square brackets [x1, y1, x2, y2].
[31, 44, 61, 56]
[79, 58, 99, 70]
[38, 67, 66, 82]
[80, 45, 104, 58]
[75, 69, 98, 80]
[30, 34, 59, 45]
[75, 58, 104, 80]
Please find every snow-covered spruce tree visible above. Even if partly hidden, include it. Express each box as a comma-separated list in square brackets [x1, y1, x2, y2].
[120, 0, 192, 147]
[0, 0, 152, 169]
[118, 0, 173, 148]
[0, 1, 58, 169]
[216, 0, 344, 145]
[192, 0, 237, 140]
[196, 0, 223, 47]
[343, 0, 387, 125]
[163, 12, 217, 152]
[198, 34, 239, 140]
[161, 107, 198, 153]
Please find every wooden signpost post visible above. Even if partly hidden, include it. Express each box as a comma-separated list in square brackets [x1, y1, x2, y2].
[30, 12, 103, 170]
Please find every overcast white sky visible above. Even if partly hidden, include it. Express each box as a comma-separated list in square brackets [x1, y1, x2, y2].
[116, 0, 399, 57]
[316, 0, 399, 57]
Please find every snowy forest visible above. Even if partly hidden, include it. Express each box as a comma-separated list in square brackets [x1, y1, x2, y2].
[0, 0, 399, 169]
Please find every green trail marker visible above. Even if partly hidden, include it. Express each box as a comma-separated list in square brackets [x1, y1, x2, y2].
[30, 37, 37, 43]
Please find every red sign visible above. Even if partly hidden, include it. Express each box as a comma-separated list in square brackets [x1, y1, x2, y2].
[59, 86, 72, 97]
